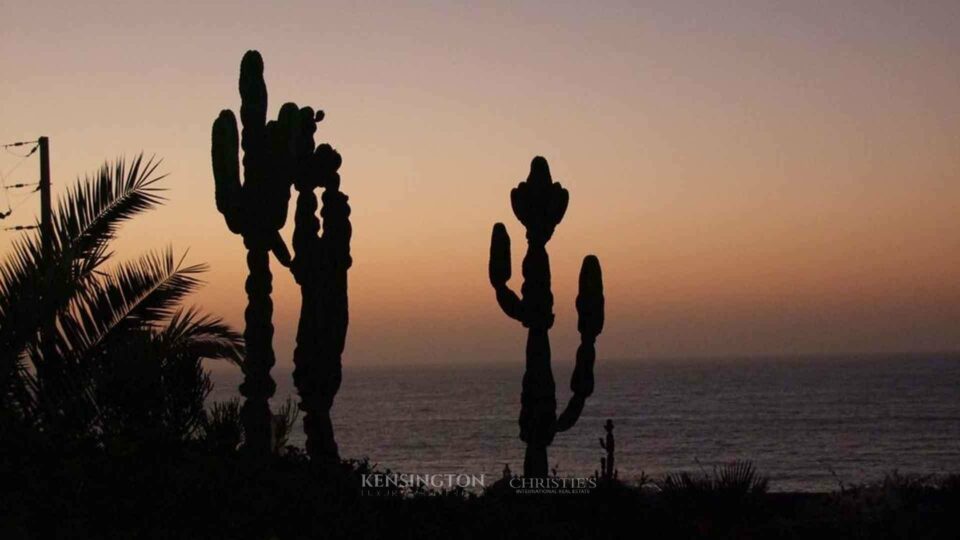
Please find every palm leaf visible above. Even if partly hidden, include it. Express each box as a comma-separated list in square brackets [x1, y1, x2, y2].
[155, 307, 244, 364]
[54, 154, 166, 276]
[0, 154, 243, 448]
[54, 248, 207, 363]
[0, 155, 165, 367]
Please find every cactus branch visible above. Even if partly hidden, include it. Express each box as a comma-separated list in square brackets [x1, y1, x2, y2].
[489, 223, 524, 322]
[211, 111, 243, 234]
[557, 255, 604, 432]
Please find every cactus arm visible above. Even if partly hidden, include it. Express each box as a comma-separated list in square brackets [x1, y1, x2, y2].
[270, 232, 292, 267]
[495, 286, 523, 322]
[489, 223, 524, 322]
[576, 255, 605, 338]
[555, 381, 587, 431]
[556, 255, 604, 433]
[211, 110, 243, 234]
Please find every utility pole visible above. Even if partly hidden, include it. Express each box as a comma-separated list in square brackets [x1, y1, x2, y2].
[38, 136, 52, 259]
[37, 136, 56, 370]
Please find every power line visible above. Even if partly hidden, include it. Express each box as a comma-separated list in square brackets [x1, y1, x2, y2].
[9, 185, 40, 208]
[0, 137, 42, 221]
[1, 155, 32, 184]
[4, 144, 38, 158]
[4, 181, 39, 189]
[1, 139, 39, 148]
[1, 134, 49, 246]
[0, 186, 40, 224]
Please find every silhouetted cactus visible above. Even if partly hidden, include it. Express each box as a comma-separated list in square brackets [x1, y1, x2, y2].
[489, 156, 605, 477]
[212, 51, 352, 461]
[212, 51, 294, 455]
[288, 114, 352, 465]
[599, 419, 617, 482]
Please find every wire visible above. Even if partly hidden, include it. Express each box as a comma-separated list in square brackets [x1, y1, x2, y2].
[1, 151, 35, 186]
[0, 182, 39, 227]
[8, 185, 40, 211]
[3, 144, 38, 158]
[0, 142, 39, 216]
[0, 140, 38, 149]
[0, 137, 43, 230]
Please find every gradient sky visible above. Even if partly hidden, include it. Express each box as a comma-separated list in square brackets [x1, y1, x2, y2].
[2, 1, 958, 366]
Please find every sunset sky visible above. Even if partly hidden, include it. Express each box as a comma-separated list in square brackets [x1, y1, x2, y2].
[2, 1, 958, 366]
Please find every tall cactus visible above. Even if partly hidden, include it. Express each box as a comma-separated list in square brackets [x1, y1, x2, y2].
[288, 111, 352, 465]
[212, 51, 294, 455]
[212, 50, 352, 461]
[488, 156, 605, 477]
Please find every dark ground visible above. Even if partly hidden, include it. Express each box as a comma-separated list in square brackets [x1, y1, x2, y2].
[2, 447, 958, 539]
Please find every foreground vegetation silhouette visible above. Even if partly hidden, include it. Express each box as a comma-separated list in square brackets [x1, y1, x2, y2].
[5, 444, 960, 540]
[0, 156, 242, 450]
[488, 156, 605, 477]
[213, 50, 352, 461]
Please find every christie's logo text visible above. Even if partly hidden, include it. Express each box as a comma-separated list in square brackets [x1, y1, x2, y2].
[509, 477, 597, 494]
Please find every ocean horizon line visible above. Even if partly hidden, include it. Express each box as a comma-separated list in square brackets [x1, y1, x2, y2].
[204, 350, 960, 374]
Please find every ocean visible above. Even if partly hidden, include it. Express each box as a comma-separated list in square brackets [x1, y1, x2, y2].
[208, 354, 960, 492]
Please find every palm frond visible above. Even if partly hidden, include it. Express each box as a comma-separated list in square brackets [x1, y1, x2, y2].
[0, 235, 45, 363]
[0, 154, 244, 448]
[0, 155, 166, 367]
[55, 154, 166, 275]
[154, 307, 244, 364]
[54, 248, 206, 363]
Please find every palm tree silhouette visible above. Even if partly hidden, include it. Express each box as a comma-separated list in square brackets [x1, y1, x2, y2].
[0, 155, 242, 447]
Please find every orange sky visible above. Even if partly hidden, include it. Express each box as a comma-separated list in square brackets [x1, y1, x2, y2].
[2, 1, 958, 365]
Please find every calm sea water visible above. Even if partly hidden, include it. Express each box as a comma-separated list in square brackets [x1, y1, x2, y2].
[209, 354, 960, 492]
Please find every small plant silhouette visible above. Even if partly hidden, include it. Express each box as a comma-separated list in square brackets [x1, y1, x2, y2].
[599, 419, 618, 483]
[488, 156, 605, 477]
[212, 50, 351, 460]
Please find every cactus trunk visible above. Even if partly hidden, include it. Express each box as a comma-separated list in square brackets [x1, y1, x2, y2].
[238, 246, 276, 455]
[524, 444, 549, 479]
